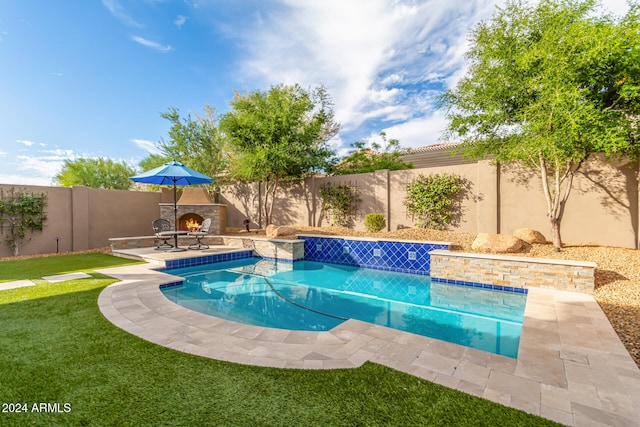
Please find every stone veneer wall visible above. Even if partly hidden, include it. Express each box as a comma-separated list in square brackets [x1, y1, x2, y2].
[429, 250, 596, 294]
[220, 236, 304, 261]
[160, 204, 226, 234]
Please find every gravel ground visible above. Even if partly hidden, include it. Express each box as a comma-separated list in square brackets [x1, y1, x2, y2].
[228, 225, 640, 367]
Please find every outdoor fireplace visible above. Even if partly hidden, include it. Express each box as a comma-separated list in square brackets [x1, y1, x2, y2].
[160, 187, 226, 234]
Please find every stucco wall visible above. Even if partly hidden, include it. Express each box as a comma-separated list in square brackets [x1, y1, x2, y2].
[219, 155, 639, 249]
[0, 184, 161, 257]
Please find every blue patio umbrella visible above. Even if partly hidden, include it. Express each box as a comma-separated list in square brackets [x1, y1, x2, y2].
[131, 160, 214, 251]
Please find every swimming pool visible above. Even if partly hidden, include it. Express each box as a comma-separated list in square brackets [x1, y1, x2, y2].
[162, 257, 527, 358]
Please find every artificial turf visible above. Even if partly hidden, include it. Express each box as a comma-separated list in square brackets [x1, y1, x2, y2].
[0, 254, 560, 426]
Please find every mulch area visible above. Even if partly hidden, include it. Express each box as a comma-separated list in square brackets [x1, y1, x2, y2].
[228, 226, 640, 367]
[3, 227, 638, 367]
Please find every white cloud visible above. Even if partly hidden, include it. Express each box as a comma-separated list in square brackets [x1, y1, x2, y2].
[0, 173, 54, 186]
[175, 15, 188, 28]
[230, 0, 497, 149]
[131, 139, 162, 154]
[101, 0, 144, 28]
[17, 139, 36, 146]
[131, 35, 172, 52]
[0, 150, 7, 157]
[380, 110, 450, 149]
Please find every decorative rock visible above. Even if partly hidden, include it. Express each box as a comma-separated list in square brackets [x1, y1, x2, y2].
[471, 233, 525, 253]
[513, 228, 547, 244]
[265, 224, 296, 238]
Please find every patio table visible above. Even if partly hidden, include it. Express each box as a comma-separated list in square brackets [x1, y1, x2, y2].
[159, 230, 189, 252]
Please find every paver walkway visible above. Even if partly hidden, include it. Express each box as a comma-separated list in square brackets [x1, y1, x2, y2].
[98, 254, 640, 427]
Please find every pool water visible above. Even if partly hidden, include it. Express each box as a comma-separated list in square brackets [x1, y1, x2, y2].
[162, 257, 527, 358]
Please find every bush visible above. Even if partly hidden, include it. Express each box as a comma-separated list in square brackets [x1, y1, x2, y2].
[403, 173, 463, 230]
[364, 213, 386, 232]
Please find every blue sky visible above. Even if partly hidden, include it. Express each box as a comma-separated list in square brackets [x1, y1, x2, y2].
[0, 0, 630, 186]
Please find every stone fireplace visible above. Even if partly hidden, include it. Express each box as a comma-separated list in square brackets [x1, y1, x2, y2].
[160, 187, 226, 234]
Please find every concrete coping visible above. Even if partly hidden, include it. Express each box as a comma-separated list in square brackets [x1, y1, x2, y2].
[297, 234, 452, 246]
[429, 249, 597, 268]
[220, 235, 304, 244]
[109, 236, 157, 241]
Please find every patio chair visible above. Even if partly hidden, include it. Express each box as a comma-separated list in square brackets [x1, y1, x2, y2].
[188, 218, 211, 250]
[152, 218, 174, 250]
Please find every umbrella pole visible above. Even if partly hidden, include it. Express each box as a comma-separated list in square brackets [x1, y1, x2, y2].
[173, 181, 179, 249]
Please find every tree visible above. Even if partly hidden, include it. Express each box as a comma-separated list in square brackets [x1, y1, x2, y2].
[329, 132, 413, 175]
[159, 105, 228, 187]
[219, 83, 339, 226]
[440, 0, 640, 250]
[55, 158, 136, 190]
[139, 154, 170, 172]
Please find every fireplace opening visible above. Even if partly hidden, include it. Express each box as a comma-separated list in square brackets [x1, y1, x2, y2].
[178, 213, 204, 231]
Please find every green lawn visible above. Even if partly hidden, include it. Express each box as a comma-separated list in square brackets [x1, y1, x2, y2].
[0, 253, 559, 426]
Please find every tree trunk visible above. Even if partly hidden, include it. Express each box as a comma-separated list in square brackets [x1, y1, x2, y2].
[549, 218, 562, 252]
[536, 152, 580, 252]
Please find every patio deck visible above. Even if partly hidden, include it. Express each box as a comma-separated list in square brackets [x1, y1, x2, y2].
[99, 249, 640, 426]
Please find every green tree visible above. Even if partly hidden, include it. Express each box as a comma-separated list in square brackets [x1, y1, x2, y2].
[329, 132, 413, 175]
[220, 83, 339, 226]
[159, 105, 227, 184]
[54, 158, 136, 190]
[139, 154, 170, 172]
[440, 0, 640, 250]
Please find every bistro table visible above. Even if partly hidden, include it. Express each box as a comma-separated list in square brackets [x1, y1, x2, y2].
[160, 230, 189, 252]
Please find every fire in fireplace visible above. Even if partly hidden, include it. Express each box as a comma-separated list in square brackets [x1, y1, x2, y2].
[178, 213, 204, 231]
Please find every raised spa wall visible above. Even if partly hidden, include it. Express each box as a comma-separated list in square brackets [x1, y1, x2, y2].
[429, 250, 596, 294]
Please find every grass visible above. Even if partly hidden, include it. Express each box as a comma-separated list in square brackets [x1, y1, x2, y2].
[0, 254, 560, 426]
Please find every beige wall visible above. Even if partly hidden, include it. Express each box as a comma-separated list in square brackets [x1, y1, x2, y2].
[0, 185, 161, 257]
[220, 155, 639, 249]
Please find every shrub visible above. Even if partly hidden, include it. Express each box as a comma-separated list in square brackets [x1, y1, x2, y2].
[403, 173, 463, 230]
[364, 213, 386, 232]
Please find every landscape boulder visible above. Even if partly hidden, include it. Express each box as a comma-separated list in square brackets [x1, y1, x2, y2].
[513, 228, 546, 244]
[265, 224, 296, 238]
[471, 233, 525, 253]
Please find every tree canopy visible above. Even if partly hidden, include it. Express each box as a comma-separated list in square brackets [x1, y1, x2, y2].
[159, 105, 227, 183]
[54, 158, 136, 190]
[219, 83, 339, 225]
[440, 0, 640, 250]
[329, 132, 413, 175]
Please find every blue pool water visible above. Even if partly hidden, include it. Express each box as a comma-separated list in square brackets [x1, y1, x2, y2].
[162, 257, 527, 358]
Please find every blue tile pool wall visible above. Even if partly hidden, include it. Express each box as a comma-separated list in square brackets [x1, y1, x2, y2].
[164, 250, 253, 270]
[299, 236, 449, 275]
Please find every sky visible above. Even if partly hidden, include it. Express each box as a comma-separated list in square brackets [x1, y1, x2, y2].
[0, 0, 632, 186]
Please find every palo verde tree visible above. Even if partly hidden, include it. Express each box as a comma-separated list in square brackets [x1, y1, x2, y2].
[329, 132, 413, 175]
[55, 158, 136, 190]
[440, 0, 640, 250]
[220, 84, 339, 226]
[158, 105, 228, 182]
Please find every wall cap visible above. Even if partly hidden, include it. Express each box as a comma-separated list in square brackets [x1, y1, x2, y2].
[429, 249, 597, 268]
[221, 235, 304, 244]
[297, 234, 451, 246]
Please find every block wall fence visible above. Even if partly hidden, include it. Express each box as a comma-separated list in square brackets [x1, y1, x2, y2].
[1, 153, 638, 257]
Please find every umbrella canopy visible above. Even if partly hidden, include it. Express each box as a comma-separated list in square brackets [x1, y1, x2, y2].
[130, 160, 213, 186]
[131, 160, 214, 251]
